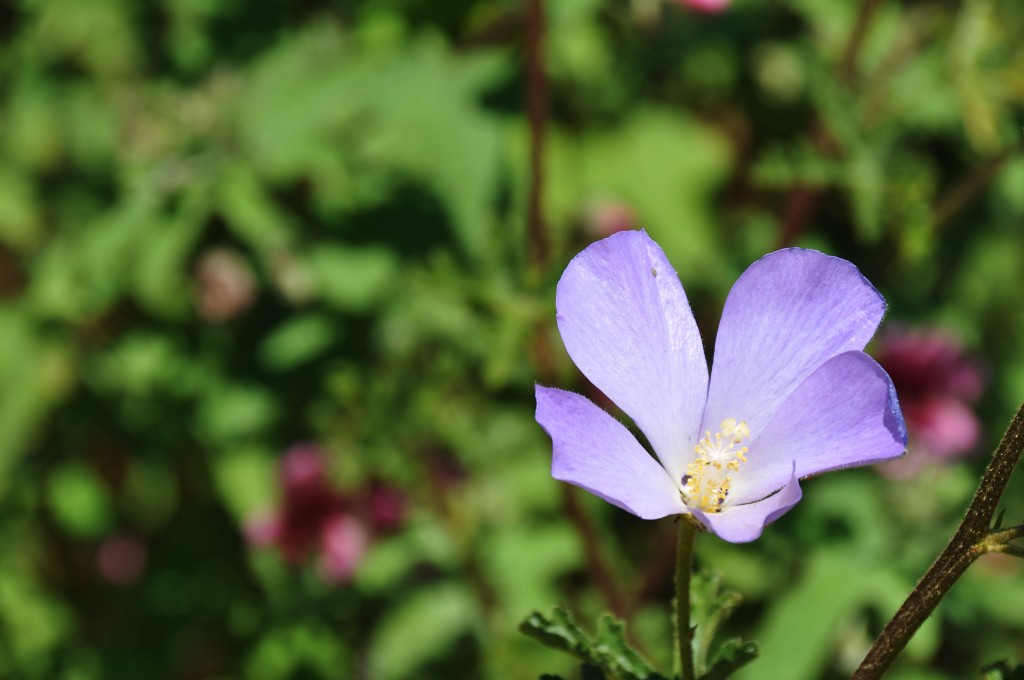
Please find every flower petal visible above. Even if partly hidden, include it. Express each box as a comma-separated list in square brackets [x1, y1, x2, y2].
[694, 467, 802, 543]
[536, 386, 685, 520]
[555, 230, 708, 483]
[730, 351, 907, 504]
[702, 248, 885, 439]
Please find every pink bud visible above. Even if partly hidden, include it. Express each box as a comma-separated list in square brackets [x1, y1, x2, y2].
[367, 483, 407, 533]
[280, 444, 328, 495]
[319, 514, 369, 584]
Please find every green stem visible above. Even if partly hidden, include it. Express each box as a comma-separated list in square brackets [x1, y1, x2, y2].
[852, 399, 1024, 679]
[676, 518, 698, 680]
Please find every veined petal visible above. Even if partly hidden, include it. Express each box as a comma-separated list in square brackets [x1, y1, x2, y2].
[555, 231, 708, 484]
[702, 248, 885, 439]
[536, 386, 685, 520]
[694, 467, 802, 543]
[731, 351, 907, 505]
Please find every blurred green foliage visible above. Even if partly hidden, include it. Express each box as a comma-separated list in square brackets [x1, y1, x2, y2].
[1, 0, 1023, 678]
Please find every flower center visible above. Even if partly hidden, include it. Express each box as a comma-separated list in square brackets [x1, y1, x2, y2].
[681, 418, 750, 513]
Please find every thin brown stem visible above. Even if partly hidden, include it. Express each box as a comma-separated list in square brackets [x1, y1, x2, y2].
[629, 523, 678, 615]
[932, 153, 1010, 232]
[777, 0, 881, 248]
[839, 0, 884, 84]
[853, 400, 1024, 679]
[526, 0, 548, 272]
[561, 486, 628, 617]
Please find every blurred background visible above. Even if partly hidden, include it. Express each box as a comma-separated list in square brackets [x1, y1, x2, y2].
[0, 0, 1023, 678]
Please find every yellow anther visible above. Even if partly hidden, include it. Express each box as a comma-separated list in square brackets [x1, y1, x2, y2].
[680, 417, 751, 513]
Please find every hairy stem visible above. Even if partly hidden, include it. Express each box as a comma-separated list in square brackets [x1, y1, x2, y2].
[676, 519, 698, 680]
[853, 400, 1024, 679]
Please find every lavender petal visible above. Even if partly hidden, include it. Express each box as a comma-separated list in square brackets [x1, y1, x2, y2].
[536, 385, 685, 520]
[702, 248, 885, 440]
[555, 230, 708, 483]
[694, 468, 802, 543]
[730, 350, 907, 505]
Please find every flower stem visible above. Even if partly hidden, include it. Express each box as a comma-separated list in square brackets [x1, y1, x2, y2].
[676, 518, 698, 680]
[852, 399, 1024, 679]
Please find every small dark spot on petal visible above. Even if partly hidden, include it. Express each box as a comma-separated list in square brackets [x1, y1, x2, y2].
[651, 267, 658, 277]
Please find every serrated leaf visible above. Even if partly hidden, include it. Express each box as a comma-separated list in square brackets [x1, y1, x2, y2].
[593, 615, 661, 679]
[703, 639, 758, 680]
[690, 571, 744, 676]
[519, 608, 592, 660]
[520, 608, 667, 680]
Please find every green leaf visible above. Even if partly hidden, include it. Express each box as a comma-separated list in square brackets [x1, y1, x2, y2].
[703, 639, 759, 680]
[738, 549, 937, 680]
[687, 571, 757, 680]
[593, 615, 660, 679]
[519, 608, 667, 680]
[519, 608, 592, 661]
[307, 245, 398, 312]
[544, 109, 732, 286]
[258, 313, 339, 372]
[367, 582, 477, 680]
[211, 445, 277, 521]
[195, 382, 279, 444]
[690, 571, 744, 676]
[46, 464, 114, 539]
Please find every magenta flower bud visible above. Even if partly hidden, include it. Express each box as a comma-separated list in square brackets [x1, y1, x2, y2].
[319, 514, 369, 584]
[280, 443, 328, 496]
[367, 482, 407, 534]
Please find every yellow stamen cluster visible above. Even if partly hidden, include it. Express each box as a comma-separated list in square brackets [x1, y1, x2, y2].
[681, 418, 750, 513]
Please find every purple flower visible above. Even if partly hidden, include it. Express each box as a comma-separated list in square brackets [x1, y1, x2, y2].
[535, 231, 907, 542]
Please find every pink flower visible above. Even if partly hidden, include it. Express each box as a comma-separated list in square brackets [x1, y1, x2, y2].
[874, 327, 986, 478]
[319, 515, 369, 584]
[245, 443, 406, 583]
